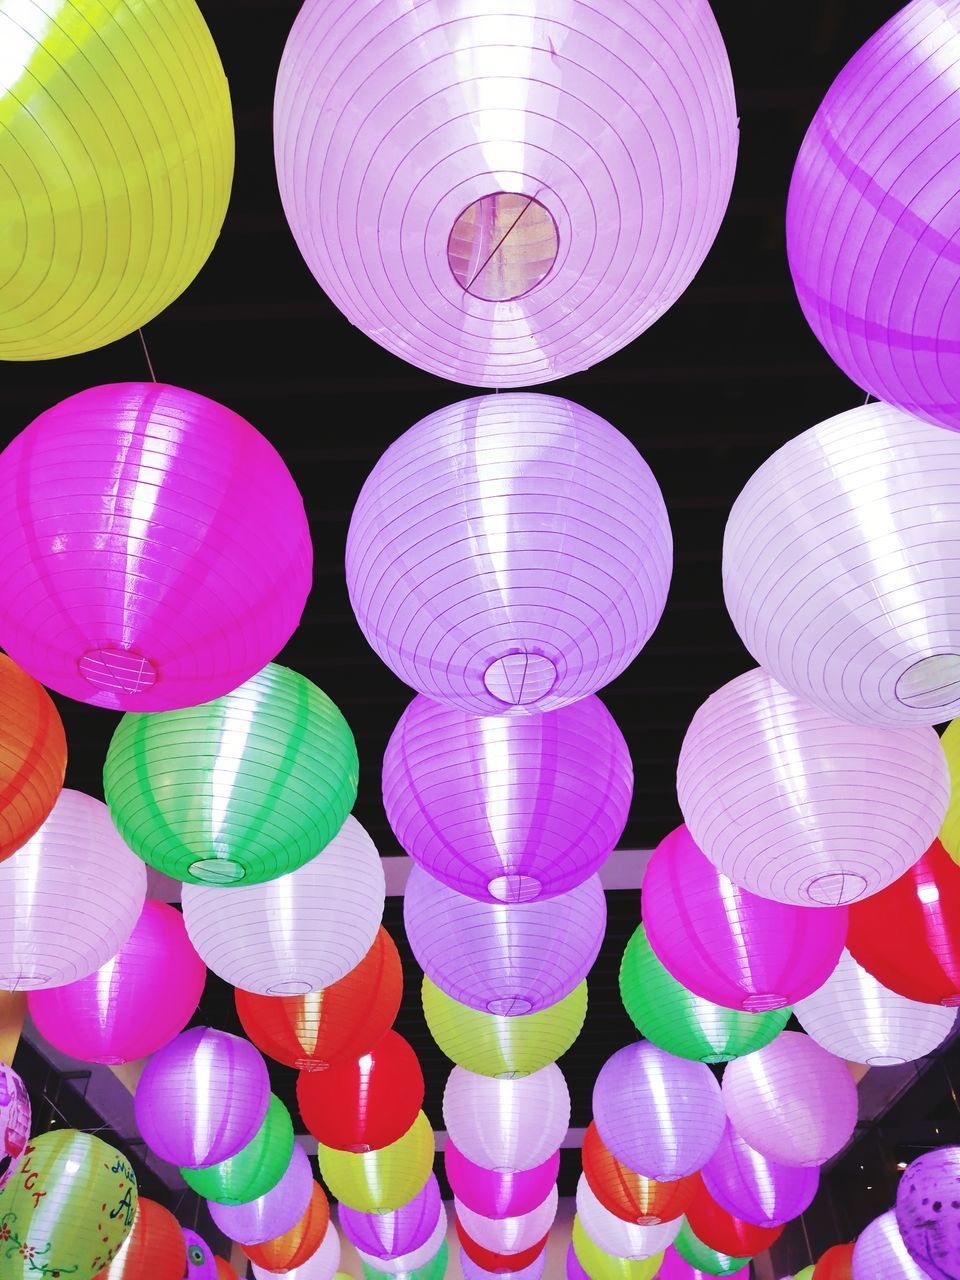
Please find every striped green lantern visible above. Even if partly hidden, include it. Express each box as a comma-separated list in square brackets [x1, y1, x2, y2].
[673, 1220, 751, 1276]
[179, 1094, 293, 1205]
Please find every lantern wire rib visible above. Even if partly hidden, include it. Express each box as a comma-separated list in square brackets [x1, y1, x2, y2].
[137, 328, 158, 383]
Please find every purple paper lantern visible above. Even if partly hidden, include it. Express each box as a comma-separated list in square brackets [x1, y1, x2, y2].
[356, 1209, 447, 1276]
[461, 1249, 547, 1280]
[456, 1185, 559, 1256]
[340, 1174, 442, 1260]
[702, 1123, 819, 1229]
[446, 1142, 561, 1220]
[346, 394, 671, 717]
[207, 1143, 313, 1245]
[656, 1248, 750, 1279]
[896, 1147, 960, 1280]
[592, 1042, 725, 1181]
[567, 1242, 591, 1280]
[853, 1209, 928, 1280]
[383, 693, 632, 903]
[443, 1065, 570, 1173]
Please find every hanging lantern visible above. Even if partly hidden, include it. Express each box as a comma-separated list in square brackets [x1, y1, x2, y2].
[346, 394, 672, 715]
[813, 1245, 855, 1280]
[620, 925, 790, 1063]
[702, 1124, 818, 1229]
[316, 1111, 435, 1213]
[685, 1177, 785, 1257]
[383, 692, 632, 902]
[0, 384, 311, 712]
[339, 1175, 442, 1261]
[853, 1209, 928, 1280]
[180, 1094, 294, 1204]
[721, 1032, 857, 1167]
[673, 1220, 750, 1277]
[456, 1187, 558, 1256]
[182, 815, 385, 995]
[0, 1063, 30, 1193]
[642, 826, 848, 1011]
[942, 719, 960, 862]
[405, 866, 605, 1015]
[576, 1176, 681, 1259]
[208, 1143, 313, 1246]
[134, 1027, 270, 1168]
[457, 1219, 548, 1275]
[253, 1223, 342, 1280]
[582, 1122, 697, 1227]
[0, 789, 146, 991]
[243, 1182, 330, 1272]
[183, 1231, 217, 1280]
[678, 666, 948, 905]
[445, 1141, 560, 1220]
[214, 1262, 238, 1280]
[0, 655, 66, 864]
[657, 1243, 751, 1278]
[443, 1065, 570, 1173]
[461, 1250, 546, 1280]
[897, 1147, 960, 1280]
[570, 1217, 663, 1280]
[356, 1211, 447, 1276]
[359, 1239, 447, 1280]
[93, 1199, 186, 1280]
[592, 1042, 725, 1181]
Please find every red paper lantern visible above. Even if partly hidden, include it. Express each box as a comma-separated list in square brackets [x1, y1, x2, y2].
[848, 840, 960, 1006]
[236, 926, 402, 1070]
[214, 1260, 238, 1280]
[93, 1198, 186, 1280]
[0, 653, 66, 864]
[456, 1217, 548, 1274]
[582, 1122, 697, 1226]
[242, 1182, 330, 1272]
[813, 1243, 855, 1280]
[686, 1178, 785, 1257]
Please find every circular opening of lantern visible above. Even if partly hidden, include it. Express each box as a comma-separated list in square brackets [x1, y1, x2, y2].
[482, 651, 559, 707]
[487, 874, 543, 904]
[448, 194, 559, 302]
[805, 870, 869, 906]
[896, 654, 960, 710]
[79, 646, 158, 696]
[486, 995, 534, 1016]
[266, 980, 314, 996]
[741, 993, 788, 1013]
[189, 858, 247, 885]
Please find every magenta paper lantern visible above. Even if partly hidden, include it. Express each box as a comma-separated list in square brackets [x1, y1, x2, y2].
[462, 1251, 546, 1280]
[853, 1209, 928, 1280]
[29, 900, 205, 1064]
[456, 1186, 558, 1256]
[0, 1063, 30, 1192]
[356, 1210, 447, 1276]
[405, 866, 604, 1015]
[592, 1042, 725, 1181]
[896, 1147, 960, 1280]
[446, 1142, 561, 1220]
[346, 394, 671, 717]
[722, 1032, 858, 1168]
[655, 1249, 750, 1280]
[678, 666, 948, 906]
[184, 1230, 218, 1280]
[576, 1176, 682, 1259]
[568, 1242, 591, 1280]
[252, 1224, 341, 1280]
[208, 1143, 313, 1246]
[443, 1065, 570, 1173]
[0, 383, 310, 712]
[340, 1174, 442, 1260]
[702, 1123, 819, 1229]
[135, 1027, 270, 1168]
[724, 402, 960, 730]
[642, 826, 848, 1012]
[383, 693, 632, 902]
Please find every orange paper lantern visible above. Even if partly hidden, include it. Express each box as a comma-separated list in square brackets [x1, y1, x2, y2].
[814, 1243, 855, 1280]
[94, 1198, 185, 1280]
[0, 654, 66, 864]
[242, 1182, 330, 1272]
[582, 1121, 697, 1226]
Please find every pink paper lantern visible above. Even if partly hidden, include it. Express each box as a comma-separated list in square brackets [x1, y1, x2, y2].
[461, 1251, 546, 1280]
[576, 1176, 682, 1259]
[356, 1209, 447, 1276]
[642, 826, 848, 1012]
[592, 1042, 725, 1181]
[339, 1174, 442, 1260]
[346, 394, 671, 717]
[456, 1186, 559, 1256]
[702, 1123, 819, 1229]
[0, 1063, 30, 1192]
[383, 693, 632, 903]
[208, 1143, 313, 1246]
[0, 383, 311, 711]
[678, 667, 948, 906]
[852, 1209, 928, 1280]
[445, 1143, 561, 1220]
[443, 1065, 570, 1173]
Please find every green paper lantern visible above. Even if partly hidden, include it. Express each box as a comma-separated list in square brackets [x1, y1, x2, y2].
[104, 663, 358, 886]
[620, 925, 791, 1063]
[422, 975, 587, 1077]
[673, 1219, 751, 1276]
[793, 1269, 815, 1279]
[180, 1094, 294, 1205]
[362, 1239, 448, 1280]
[317, 1111, 434, 1214]
[572, 1217, 663, 1280]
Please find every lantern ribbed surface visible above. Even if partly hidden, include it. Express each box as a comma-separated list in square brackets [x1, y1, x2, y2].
[316, 1112, 435, 1214]
[0, 1063, 30, 1193]
[576, 1176, 681, 1260]
[656, 1250, 750, 1280]
[678, 666, 948, 906]
[571, 1218, 663, 1280]
[93, 1198, 186, 1280]
[208, 1143, 313, 1246]
[685, 1179, 784, 1257]
[896, 1147, 960, 1280]
[182, 815, 385, 996]
[461, 1250, 546, 1280]
[582, 1122, 698, 1227]
[242, 1182, 331, 1273]
[673, 1221, 750, 1278]
[253, 1220, 341, 1280]
[339, 1175, 441, 1261]
[852, 1210, 928, 1280]
[443, 1065, 570, 1173]
[445, 1143, 560, 1220]
[702, 1124, 819, 1230]
[346, 394, 671, 716]
[456, 1187, 558, 1256]
[941, 720, 960, 861]
[723, 402, 960, 728]
[181, 1094, 294, 1204]
[457, 1221, 548, 1275]
[0, 654, 66, 864]
[356, 1211, 447, 1276]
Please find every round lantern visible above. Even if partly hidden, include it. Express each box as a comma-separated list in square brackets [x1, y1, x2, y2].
[620, 925, 791, 1062]
[296, 1030, 425, 1152]
[592, 1043, 726, 1181]
[582, 1122, 697, 1227]
[685, 1178, 784, 1257]
[316, 1111, 435, 1213]
[180, 1094, 294, 1204]
[182, 815, 385, 995]
[0, 788, 146, 991]
[405, 866, 605, 1015]
[208, 1143, 313, 1246]
[93, 1198, 186, 1280]
[0, 655, 66, 863]
[794, 1271, 816, 1280]
[29, 900, 205, 1064]
[183, 1231, 217, 1280]
[571, 1217, 663, 1280]
[215, 1262, 238, 1280]
[253, 1223, 341, 1280]
[457, 1220, 548, 1275]
[446, 1142, 561, 1219]
[356, 1211, 447, 1276]
[897, 1147, 960, 1280]
[723, 402, 960, 729]
[795, 948, 957, 1065]
[813, 1245, 854, 1280]
[0, 1130, 137, 1280]
[942, 720, 960, 862]
[243, 1182, 330, 1273]
[346, 394, 672, 715]
[0, 383, 311, 712]
[702, 1124, 819, 1229]
[642, 825, 847, 1011]
[657, 1245, 751, 1279]
[134, 1027, 270, 1168]
[339, 1175, 442, 1260]
[383, 692, 632, 902]
[443, 1064, 570, 1173]
[721, 1032, 858, 1167]
[457, 1187, 558, 1256]
[853, 1209, 928, 1280]
[678, 666, 948, 906]
[673, 1220, 750, 1277]
[0, 1063, 30, 1193]
[360, 1240, 447, 1280]
[576, 1176, 681, 1259]
[461, 1250, 546, 1280]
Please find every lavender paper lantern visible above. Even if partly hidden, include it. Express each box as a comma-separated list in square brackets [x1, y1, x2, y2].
[346, 394, 671, 717]
[592, 1042, 725, 1181]
[456, 1186, 558, 1256]
[896, 1147, 960, 1280]
[445, 1142, 561, 1220]
[0, 1063, 30, 1192]
[576, 1176, 682, 1259]
[443, 1065, 570, 1173]
[339, 1175, 442, 1261]
[853, 1209, 928, 1280]
[355, 1210, 447, 1276]
[208, 1143, 313, 1245]
[703, 1124, 819, 1229]
[461, 1251, 546, 1280]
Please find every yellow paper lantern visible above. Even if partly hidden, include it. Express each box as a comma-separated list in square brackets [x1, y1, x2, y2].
[940, 720, 960, 861]
[572, 1217, 662, 1280]
[316, 1111, 434, 1213]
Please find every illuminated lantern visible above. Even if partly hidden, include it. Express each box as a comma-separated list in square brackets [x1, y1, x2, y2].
[685, 1178, 784, 1257]
[183, 1231, 217, 1280]
[243, 1182, 330, 1273]
[346, 394, 672, 715]
[443, 1065, 570, 1172]
[215, 1262, 238, 1280]
[642, 826, 848, 1011]
[461, 1251, 546, 1280]
[0, 383, 311, 712]
[180, 1094, 294, 1204]
[457, 1219, 548, 1275]
[253, 1223, 342, 1280]
[656, 1248, 751, 1279]
[794, 1270, 816, 1280]
[943, 720, 960, 861]
[383, 692, 632, 902]
[182, 815, 385, 995]
[897, 1147, 960, 1280]
[582, 1122, 697, 1227]
[0, 655, 66, 863]
[702, 1125, 818, 1229]
[620, 925, 790, 1063]
[93, 1199, 186, 1280]
[29, 900, 205, 1064]
[592, 1042, 725, 1181]
[0, 789, 146, 991]
[134, 1027, 270, 1168]
[316, 1111, 435, 1213]
[673, 1220, 750, 1277]
[571, 1217, 663, 1280]
[721, 1032, 857, 1167]
[678, 666, 947, 906]
[576, 1176, 681, 1258]
[405, 866, 605, 1015]
[339, 1175, 442, 1260]
[0, 1063, 30, 1192]
[445, 1141, 560, 1219]
[359, 1240, 447, 1280]
[853, 1209, 928, 1280]
[456, 1187, 558, 1256]
[208, 1143, 313, 1246]
[356, 1211, 447, 1275]
[813, 1245, 854, 1280]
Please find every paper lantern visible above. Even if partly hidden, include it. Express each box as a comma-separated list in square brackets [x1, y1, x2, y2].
[723, 402, 960, 729]
[360, 1240, 447, 1280]
[243, 1182, 331, 1273]
[316, 1112, 435, 1213]
[592, 1043, 725, 1181]
[346, 394, 672, 715]
[620, 925, 791, 1063]
[443, 1064, 570, 1173]
[461, 1250, 546, 1280]
[182, 815, 385, 995]
[29, 900, 205, 1064]
[853, 1209, 928, 1280]
[0, 1131, 137, 1280]
[215, 1262, 238, 1280]
[0, 1064, 30, 1193]
[642, 826, 848, 1012]
[702, 1124, 819, 1229]
[582, 1122, 697, 1227]
[685, 1178, 784, 1257]
[446, 1142, 561, 1219]
[0, 383, 311, 712]
[794, 1270, 816, 1280]
[571, 1217, 663, 1280]
[296, 1031, 425, 1152]
[405, 866, 605, 1015]
[568, 1242, 592, 1280]
[383, 692, 632, 902]
[339, 1175, 442, 1260]
[942, 720, 960, 862]
[847, 839, 960, 1007]
[180, 1094, 294, 1204]
[678, 666, 948, 905]
[577, 1176, 681, 1259]
[134, 1026, 270, 1168]
[795, 948, 957, 1065]
[208, 1143, 313, 1246]
[457, 1187, 558, 1256]
[183, 1231, 217, 1280]
[897, 1147, 960, 1280]
[0, 655, 66, 863]
[0, 788, 146, 991]
[657, 1246, 751, 1279]
[253, 1223, 342, 1280]
[457, 1220, 548, 1275]
[356, 1211, 447, 1276]
[93, 1199, 186, 1280]
[673, 1220, 750, 1278]
[721, 1032, 858, 1167]
[813, 1245, 854, 1280]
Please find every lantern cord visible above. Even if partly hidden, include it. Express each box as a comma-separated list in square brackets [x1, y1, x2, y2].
[138, 328, 158, 383]
[863, 392, 874, 405]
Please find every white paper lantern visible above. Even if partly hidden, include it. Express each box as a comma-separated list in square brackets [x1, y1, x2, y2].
[853, 1208, 928, 1280]
[443, 1065, 570, 1172]
[576, 1176, 682, 1260]
[252, 1223, 341, 1280]
[455, 1187, 558, 1256]
[356, 1209, 448, 1275]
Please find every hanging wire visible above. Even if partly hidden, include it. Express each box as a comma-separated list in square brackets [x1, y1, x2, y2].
[138, 327, 158, 383]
